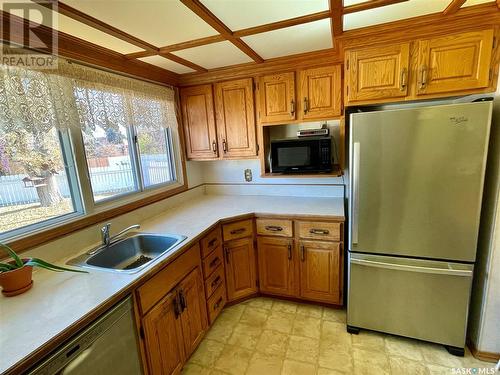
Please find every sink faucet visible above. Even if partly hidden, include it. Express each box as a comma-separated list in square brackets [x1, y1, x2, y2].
[101, 223, 141, 247]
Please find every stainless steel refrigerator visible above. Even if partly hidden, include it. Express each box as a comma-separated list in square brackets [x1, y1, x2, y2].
[347, 101, 493, 355]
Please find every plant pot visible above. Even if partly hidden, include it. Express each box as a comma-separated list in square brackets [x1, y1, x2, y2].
[0, 259, 33, 297]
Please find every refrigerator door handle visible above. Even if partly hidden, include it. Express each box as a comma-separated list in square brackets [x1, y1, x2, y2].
[350, 257, 472, 277]
[352, 142, 360, 245]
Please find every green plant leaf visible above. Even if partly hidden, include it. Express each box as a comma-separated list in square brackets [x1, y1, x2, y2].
[26, 258, 88, 273]
[0, 262, 16, 271]
[0, 243, 23, 268]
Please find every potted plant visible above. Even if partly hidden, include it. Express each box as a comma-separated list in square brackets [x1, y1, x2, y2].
[0, 243, 87, 297]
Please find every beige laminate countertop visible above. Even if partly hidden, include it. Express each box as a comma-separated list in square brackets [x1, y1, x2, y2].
[0, 193, 344, 374]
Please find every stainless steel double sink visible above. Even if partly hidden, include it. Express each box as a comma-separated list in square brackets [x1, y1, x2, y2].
[68, 233, 186, 273]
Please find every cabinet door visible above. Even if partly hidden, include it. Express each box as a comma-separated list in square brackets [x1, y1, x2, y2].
[346, 43, 410, 103]
[180, 84, 218, 160]
[224, 237, 257, 301]
[299, 240, 341, 304]
[416, 30, 493, 96]
[178, 267, 208, 358]
[258, 72, 296, 124]
[257, 237, 295, 297]
[215, 78, 257, 158]
[143, 291, 185, 375]
[299, 65, 342, 120]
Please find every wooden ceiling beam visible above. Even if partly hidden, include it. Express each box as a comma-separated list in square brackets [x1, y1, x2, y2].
[330, 0, 343, 43]
[180, 0, 263, 63]
[159, 53, 208, 72]
[233, 10, 331, 38]
[32, 0, 159, 52]
[160, 35, 226, 53]
[343, 0, 409, 14]
[443, 0, 467, 15]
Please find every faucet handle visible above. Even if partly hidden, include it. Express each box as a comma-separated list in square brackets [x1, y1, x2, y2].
[101, 223, 111, 233]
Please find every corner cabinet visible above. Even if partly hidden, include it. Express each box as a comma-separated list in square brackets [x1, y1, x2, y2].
[181, 80, 257, 161]
[258, 65, 343, 125]
[214, 78, 257, 158]
[345, 29, 495, 105]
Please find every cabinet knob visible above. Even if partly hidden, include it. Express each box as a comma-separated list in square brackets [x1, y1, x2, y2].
[212, 140, 217, 153]
[400, 68, 407, 91]
[303, 97, 309, 114]
[420, 65, 428, 89]
[222, 139, 227, 153]
[290, 99, 295, 116]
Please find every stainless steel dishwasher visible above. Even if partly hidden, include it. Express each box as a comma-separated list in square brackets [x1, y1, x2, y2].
[28, 296, 143, 375]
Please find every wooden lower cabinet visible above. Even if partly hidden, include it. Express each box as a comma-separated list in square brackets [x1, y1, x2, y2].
[299, 240, 342, 304]
[224, 237, 258, 301]
[178, 267, 208, 358]
[257, 237, 295, 296]
[142, 291, 185, 375]
[140, 266, 207, 375]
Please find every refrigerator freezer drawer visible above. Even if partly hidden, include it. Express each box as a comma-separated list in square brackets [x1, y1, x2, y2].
[347, 253, 473, 348]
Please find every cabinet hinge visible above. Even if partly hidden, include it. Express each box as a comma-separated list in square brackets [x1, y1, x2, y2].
[256, 144, 260, 152]
[139, 326, 145, 340]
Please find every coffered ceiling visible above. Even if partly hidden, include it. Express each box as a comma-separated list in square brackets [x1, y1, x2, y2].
[1, 0, 497, 77]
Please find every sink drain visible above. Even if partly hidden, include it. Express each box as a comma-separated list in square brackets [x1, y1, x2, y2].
[123, 255, 153, 270]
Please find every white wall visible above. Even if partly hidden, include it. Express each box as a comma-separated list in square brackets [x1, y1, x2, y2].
[468, 73, 500, 354]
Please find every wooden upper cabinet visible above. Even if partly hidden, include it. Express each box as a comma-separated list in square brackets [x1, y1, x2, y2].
[258, 72, 296, 124]
[346, 43, 410, 103]
[299, 240, 342, 304]
[180, 84, 218, 160]
[299, 65, 342, 120]
[215, 78, 257, 158]
[416, 29, 494, 96]
[142, 291, 185, 375]
[224, 237, 257, 301]
[257, 237, 295, 297]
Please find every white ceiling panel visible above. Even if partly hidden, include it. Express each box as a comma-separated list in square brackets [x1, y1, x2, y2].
[242, 19, 332, 59]
[343, 0, 368, 5]
[138, 56, 195, 74]
[63, 0, 218, 47]
[201, 0, 329, 31]
[463, 0, 495, 6]
[172, 41, 253, 69]
[344, 0, 451, 30]
[0, 0, 141, 54]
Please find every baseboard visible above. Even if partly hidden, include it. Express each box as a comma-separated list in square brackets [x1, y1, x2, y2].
[467, 339, 500, 363]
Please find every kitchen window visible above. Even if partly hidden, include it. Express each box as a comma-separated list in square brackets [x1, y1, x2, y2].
[0, 51, 183, 241]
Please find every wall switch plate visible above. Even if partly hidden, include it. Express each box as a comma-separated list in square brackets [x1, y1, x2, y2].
[244, 169, 252, 182]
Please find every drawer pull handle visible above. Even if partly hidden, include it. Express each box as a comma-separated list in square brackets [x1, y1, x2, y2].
[290, 99, 295, 116]
[230, 228, 246, 235]
[178, 289, 187, 312]
[208, 238, 217, 247]
[212, 140, 217, 153]
[211, 276, 221, 288]
[173, 294, 181, 318]
[300, 245, 305, 262]
[265, 225, 283, 232]
[214, 297, 223, 310]
[225, 248, 230, 264]
[209, 257, 220, 268]
[287, 243, 292, 260]
[310, 228, 329, 235]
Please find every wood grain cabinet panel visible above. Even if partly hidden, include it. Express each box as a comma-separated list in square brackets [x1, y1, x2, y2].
[299, 65, 342, 120]
[215, 78, 257, 158]
[346, 43, 410, 103]
[258, 72, 296, 124]
[224, 237, 257, 301]
[180, 84, 218, 160]
[222, 219, 254, 242]
[178, 267, 208, 358]
[299, 240, 342, 304]
[142, 291, 185, 375]
[257, 237, 295, 297]
[416, 29, 494, 96]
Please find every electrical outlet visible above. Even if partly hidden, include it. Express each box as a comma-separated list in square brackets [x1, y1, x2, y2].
[244, 169, 252, 182]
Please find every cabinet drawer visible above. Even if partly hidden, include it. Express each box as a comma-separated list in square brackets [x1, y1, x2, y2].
[297, 221, 342, 241]
[256, 218, 293, 237]
[201, 226, 222, 258]
[205, 264, 225, 299]
[202, 245, 223, 278]
[222, 219, 254, 241]
[207, 282, 226, 324]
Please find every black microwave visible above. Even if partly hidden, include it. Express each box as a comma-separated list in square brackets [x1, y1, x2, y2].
[270, 136, 332, 173]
